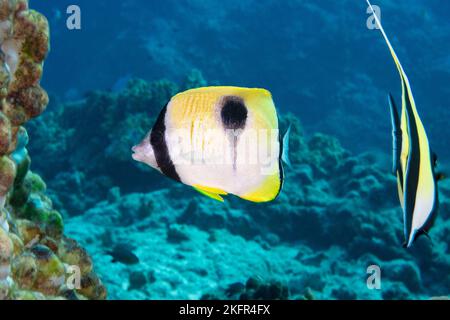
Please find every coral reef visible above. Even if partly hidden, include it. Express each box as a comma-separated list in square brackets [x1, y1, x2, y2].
[0, 0, 105, 300]
[202, 277, 291, 300]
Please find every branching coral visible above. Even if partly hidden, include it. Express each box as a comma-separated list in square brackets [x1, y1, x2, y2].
[0, 0, 106, 300]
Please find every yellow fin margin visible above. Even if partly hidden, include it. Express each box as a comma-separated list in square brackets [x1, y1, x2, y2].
[241, 173, 281, 203]
[193, 185, 228, 202]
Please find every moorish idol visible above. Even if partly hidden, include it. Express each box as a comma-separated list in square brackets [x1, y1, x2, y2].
[367, 1, 442, 247]
[132, 86, 290, 203]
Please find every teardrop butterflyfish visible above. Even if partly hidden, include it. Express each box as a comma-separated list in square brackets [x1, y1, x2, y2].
[367, 0, 442, 247]
[132, 86, 290, 203]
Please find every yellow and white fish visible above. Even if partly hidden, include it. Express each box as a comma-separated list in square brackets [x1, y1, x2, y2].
[132, 86, 290, 203]
[367, 1, 443, 247]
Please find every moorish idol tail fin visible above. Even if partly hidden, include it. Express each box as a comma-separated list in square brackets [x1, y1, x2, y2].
[388, 93, 402, 175]
[281, 125, 292, 167]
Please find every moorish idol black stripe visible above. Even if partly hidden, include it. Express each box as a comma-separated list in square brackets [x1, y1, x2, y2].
[367, 0, 442, 248]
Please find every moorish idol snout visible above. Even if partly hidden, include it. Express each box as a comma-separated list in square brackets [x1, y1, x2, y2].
[132, 86, 290, 203]
[367, 1, 441, 247]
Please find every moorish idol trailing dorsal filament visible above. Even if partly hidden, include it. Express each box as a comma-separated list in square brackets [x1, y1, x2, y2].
[367, 0, 441, 247]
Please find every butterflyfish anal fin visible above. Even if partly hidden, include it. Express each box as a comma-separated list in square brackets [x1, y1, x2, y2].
[193, 185, 227, 202]
[193, 185, 228, 195]
[389, 93, 402, 175]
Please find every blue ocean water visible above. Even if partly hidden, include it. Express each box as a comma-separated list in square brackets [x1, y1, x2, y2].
[24, 0, 450, 299]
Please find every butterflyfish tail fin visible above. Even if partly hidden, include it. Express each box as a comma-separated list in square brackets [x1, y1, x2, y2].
[281, 125, 292, 167]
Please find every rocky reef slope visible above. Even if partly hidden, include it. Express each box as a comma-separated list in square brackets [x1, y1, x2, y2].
[0, 0, 104, 300]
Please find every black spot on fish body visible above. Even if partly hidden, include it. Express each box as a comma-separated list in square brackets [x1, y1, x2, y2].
[220, 96, 248, 171]
[220, 96, 248, 130]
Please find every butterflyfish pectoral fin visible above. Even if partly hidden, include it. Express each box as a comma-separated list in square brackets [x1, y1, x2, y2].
[389, 93, 402, 175]
[281, 125, 292, 168]
[193, 185, 228, 202]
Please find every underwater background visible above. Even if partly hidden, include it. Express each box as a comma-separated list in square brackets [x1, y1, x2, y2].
[19, 0, 450, 299]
